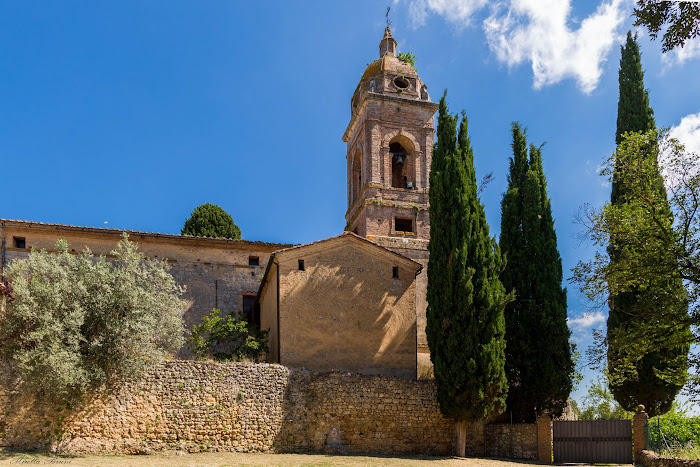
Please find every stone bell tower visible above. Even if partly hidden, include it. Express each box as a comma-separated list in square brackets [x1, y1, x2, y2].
[343, 27, 438, 376]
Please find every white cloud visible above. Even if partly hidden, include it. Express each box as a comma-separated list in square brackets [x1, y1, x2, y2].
[662, 112, 700, 189]
[669, 112, 700, 156]
[663, 37, 700, 66]
[406, 0, 489, 28]
[567, 311, 606, 333]
[483, 0, 628, 93]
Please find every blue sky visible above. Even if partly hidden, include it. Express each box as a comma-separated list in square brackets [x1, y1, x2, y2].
[2, 0, 700, 406]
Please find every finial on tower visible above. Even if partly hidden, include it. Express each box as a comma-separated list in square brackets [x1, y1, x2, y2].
[379, 8, 397, 58]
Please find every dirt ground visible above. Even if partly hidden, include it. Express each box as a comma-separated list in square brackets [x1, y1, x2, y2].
[0, 449, 631, 467]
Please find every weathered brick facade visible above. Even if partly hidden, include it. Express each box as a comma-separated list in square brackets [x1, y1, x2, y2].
[343, 28, 438, 377]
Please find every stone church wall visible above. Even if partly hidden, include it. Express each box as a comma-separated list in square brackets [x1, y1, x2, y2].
[272, 238, 418, 379]
[0, 361, 455, 455]
[0, 221, 286, 357]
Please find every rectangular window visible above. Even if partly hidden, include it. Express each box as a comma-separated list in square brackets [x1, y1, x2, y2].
[395, 217, 414, 233]
[13, 237, 26, 249]
[242, 294, 256, 324]
[253, 302, 261, 328]
[392, 266, 399, 279]
[248, 256, 260, 266]
[298, 259, 305, 271]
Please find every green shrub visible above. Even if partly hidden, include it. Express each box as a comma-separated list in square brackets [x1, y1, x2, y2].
[0, 235, 185, 399]
[649, 404, 700, 455]
[187, 308, 268, 362]
[397, 51, 417, 71]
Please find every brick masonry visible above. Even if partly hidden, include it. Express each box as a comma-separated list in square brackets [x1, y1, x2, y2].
[343, 29, 438, 380]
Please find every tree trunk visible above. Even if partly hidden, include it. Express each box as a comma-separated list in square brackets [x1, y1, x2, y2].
[456, 419, 467, 457]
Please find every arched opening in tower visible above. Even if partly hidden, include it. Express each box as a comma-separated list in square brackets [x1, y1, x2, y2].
[351, 150, 362, 205]
[390, 142, 409, 188]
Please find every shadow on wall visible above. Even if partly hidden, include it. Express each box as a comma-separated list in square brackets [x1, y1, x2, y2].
[279, 252, 417, 379]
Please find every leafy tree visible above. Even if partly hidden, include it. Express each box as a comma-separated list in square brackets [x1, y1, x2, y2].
[0, 279, 13, 306]
[576, 379, 633, 420]
[574, 131, 694, 413]
[182, 203, 241, 239]
[634, 1, 700, 53]
[603, 31, 690, 417]
[426, 92, 511, 456]
[499, 123, 574, 422]
[0, 235, 185, 400]
[187, 308, 268, 362]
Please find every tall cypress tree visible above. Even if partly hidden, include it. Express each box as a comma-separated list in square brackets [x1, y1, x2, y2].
[608, 31, 689, 417]
[427, 93, 510, 455]
[499, 123, 574, 422]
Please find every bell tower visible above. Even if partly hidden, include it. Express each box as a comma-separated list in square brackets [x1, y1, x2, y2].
[343, 27, 438, 376]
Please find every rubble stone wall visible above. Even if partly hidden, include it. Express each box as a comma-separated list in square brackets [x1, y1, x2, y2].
[0, 361, 454, 455]
[485, 423, 538, 459]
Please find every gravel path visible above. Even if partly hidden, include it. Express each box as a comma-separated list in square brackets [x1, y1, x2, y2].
[0, 449, 632, 466]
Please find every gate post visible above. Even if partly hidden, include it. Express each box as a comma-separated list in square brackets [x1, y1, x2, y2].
[537, 414, 553, 464]
[633, 405, 648, 463]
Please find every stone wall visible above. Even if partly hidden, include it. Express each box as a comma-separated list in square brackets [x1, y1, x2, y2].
[0, 360, 454, 455]
[642, 450, 700, 467]
[484, 423, 538, 460]
[0, 221, 287, 358]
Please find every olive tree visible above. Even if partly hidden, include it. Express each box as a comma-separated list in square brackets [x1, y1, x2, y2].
[0, 234, 185, 399]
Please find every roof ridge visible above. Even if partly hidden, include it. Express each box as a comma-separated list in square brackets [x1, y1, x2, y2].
[0, 218, 292, 247]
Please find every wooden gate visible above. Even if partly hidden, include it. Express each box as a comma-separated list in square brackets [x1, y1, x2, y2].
[553, 420, 632, 464]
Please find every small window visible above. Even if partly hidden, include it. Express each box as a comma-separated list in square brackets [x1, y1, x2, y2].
[242, 295, 256, 324]
[298, 259, 305, 271]
[395, 218, 414, 233]
[392, 266, 399, 279]
[13, 237, 26, 249]
[248, 256, 259, 266]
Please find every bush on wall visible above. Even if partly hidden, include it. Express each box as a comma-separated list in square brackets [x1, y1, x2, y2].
[0, 234, 186, 399]
[187, 308, 268, 362]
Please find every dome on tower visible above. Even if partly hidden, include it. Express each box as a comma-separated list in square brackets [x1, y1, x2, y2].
[349, 27, 432, 117]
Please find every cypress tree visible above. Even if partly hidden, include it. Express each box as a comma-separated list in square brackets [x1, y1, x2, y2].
[426, 93, 510, 455]
[615, 31, 655, 147]
[608, 31, 689, 417]
[499, 123, 574, 422]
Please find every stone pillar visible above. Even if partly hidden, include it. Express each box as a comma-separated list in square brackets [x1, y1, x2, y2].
[537, 414, 553, 464]
[634, 404, 649, 463]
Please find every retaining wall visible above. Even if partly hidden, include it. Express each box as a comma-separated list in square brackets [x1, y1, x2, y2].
[641, 450, 700, 467]
[0, 360, 455, 455]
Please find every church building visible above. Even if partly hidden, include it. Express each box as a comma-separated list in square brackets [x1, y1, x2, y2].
[0, 27, 438, 378]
